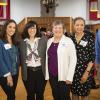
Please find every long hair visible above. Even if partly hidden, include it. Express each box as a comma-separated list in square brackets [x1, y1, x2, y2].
[0, 19, 19, 45]
[22, 20, 41, 39]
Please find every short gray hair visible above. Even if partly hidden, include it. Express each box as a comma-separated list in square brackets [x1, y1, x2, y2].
[52, 20, 64, 28]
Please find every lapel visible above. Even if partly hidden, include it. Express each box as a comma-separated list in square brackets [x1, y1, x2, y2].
[38, 38, 43, 57]
[20, 40, 27, 60]
[47, 37, 54, 50]
[37, 38, 41, 56]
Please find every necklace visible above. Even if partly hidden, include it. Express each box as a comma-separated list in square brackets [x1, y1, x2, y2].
[75, 33, 84, 43]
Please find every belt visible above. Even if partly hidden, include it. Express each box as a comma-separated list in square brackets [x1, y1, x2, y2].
[27, 66, 42, 71]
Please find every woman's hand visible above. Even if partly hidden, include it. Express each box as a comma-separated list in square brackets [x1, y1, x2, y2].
[95, 64, 100, 70]
[7, 75, 13, 87]
[80, 71, 89, 83]
[66, 80, 72, 84]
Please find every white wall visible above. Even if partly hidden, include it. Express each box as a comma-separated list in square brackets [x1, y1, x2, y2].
[10, 0, 40, 23]
[55, 0, 87, 19]
[10, 0, 88, 23]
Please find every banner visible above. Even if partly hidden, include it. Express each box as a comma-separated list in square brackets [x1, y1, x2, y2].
[0, 0, 10, 19]
[0, 5, 3, 17]
[89, 0, 100, 20]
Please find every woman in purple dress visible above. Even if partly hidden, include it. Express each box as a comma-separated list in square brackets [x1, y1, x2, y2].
[45, 20, 77, 100]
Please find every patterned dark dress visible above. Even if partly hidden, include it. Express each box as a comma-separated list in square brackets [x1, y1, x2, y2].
[71, 32, 95, 96]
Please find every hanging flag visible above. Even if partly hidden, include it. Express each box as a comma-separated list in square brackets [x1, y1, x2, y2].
[0, 0, 10, 19]
[97, 0, 100, 18]
[0, 0, 4, 18]
[90, 0, 98, 12]
[89, 0, 100, 20]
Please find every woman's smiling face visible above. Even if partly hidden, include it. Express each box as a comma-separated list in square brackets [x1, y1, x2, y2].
[28, 25, 37, 38]
[6, 22, 16, 37]
[52, 24, 64, 38]
[74, 19, 85, 34]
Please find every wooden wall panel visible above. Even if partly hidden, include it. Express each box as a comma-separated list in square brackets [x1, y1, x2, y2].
[91, 24, 100, 34]
[0, 19, 7, 32]
[18, 17, 73, 34]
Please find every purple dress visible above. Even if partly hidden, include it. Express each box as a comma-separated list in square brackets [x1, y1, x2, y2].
[48, 42, 59, 77]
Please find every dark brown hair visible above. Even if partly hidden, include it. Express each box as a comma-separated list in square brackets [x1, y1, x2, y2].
[22, 20, 41, 39]
[73, 17, 85, 25]
[0, 19, 19, 45]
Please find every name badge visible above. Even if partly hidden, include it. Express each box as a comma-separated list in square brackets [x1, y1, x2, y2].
[4, 44, 11, 50]
[61, 42, 67, 47]
[79, 40, 88, 47]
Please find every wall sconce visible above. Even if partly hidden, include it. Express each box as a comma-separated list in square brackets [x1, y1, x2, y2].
[0, 2, 7, 6]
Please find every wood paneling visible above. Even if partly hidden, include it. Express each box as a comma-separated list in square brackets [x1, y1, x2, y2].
[18, 17, 73, 34]
[0, 19, 7, 32]
[91, 24, 100, 34]
[0, 25, 3, 32]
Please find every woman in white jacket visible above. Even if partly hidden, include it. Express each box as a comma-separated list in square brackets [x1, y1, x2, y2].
[45, 20, 77, 100]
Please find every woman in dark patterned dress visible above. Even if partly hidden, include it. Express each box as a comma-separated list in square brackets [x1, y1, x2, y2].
[71, 17, 95, 100]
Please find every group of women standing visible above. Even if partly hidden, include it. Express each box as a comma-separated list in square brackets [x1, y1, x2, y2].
[0, 17, 96, 100]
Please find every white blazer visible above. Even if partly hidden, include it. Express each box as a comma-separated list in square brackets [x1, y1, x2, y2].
[45, 35, 77, 82]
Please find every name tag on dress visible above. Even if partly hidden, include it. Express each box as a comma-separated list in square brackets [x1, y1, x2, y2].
[79, 40, 88, 47]
[4, 44, 11, 50]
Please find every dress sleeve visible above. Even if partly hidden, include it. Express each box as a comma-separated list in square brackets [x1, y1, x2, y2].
[88, 34, 95, 63]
